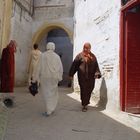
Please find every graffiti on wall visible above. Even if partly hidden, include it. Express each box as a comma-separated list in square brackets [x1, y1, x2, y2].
[102, 64, 114, 79]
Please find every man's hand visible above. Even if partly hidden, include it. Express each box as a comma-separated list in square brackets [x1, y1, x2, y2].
[94, 73, 101, 79]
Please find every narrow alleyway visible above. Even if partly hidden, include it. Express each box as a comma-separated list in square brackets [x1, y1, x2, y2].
[3, 87, 140, 140]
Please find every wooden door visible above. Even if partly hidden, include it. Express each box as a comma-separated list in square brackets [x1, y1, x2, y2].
[124, 9, 140, 113]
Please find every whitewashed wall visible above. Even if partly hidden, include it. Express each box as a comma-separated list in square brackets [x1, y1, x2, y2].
[10, 2, 33, 86]
[74, 0, 121, 111]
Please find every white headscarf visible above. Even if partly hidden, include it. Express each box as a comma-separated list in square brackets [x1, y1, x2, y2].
[46, 42, 55, 51]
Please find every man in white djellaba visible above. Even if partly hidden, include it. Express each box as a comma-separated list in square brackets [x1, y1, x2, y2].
[33, 42, 63, 116]
[28, 44, 42, 85]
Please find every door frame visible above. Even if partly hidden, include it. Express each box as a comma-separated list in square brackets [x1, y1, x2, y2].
[120, 0, 140, 111]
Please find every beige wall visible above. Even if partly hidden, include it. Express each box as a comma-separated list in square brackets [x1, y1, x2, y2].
[0, 0, 12, 56]
[0, 0, 5, 54]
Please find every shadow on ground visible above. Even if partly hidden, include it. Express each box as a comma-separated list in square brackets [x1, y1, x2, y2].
[3, 87, 140, 140]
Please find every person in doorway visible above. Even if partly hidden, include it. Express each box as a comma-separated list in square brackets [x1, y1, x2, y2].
[58, 53, 63, 87]
[69, 42, 101, 112]
[0, 40, 17, 92]
[33, 42, 63, 116]
[28, 44, 42, 85]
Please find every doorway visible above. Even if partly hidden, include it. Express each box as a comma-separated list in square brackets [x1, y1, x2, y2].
[120, 2, 140, 113]
[39, 28, 73, 87]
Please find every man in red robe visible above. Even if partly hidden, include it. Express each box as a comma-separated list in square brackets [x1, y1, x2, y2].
[69, 42, 101, 112]
[0, 40, 17, 92]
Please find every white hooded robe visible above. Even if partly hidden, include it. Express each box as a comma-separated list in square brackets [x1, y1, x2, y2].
[34, 42, 63, 115]
[28, 49, 42, 84]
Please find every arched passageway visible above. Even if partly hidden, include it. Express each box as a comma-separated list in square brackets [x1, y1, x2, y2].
[39, 28, 73, 87]
[32, 24, 73, 87]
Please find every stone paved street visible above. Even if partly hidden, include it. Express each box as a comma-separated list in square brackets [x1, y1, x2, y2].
[2, 87, 140, 140]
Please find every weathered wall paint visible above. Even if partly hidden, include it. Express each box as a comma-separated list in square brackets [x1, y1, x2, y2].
[74, 0, 121, 111]
[0, 0, 5, 54]
[10, 0, 33, 86]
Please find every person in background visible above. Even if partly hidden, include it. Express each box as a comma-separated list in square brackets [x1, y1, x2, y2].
[1, 40, 17, 93]
[28, 44, 42, 85]
[69, 42, 101, 112]
[33, 42, 63, 117]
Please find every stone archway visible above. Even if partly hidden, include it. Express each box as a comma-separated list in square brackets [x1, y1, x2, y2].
[32, 23, 73, 87]
[32, 22, 73, 45]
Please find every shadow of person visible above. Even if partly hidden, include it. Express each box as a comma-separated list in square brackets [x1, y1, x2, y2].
[96, 77, 108, 110]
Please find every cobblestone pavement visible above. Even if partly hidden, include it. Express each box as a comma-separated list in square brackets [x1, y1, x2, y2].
[2, 87, 140, 140]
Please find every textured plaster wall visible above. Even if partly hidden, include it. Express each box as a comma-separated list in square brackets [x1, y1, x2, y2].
[16, 0, 33, 11]
[74, 0, 121, 111]
[10, 1, 33, 86]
